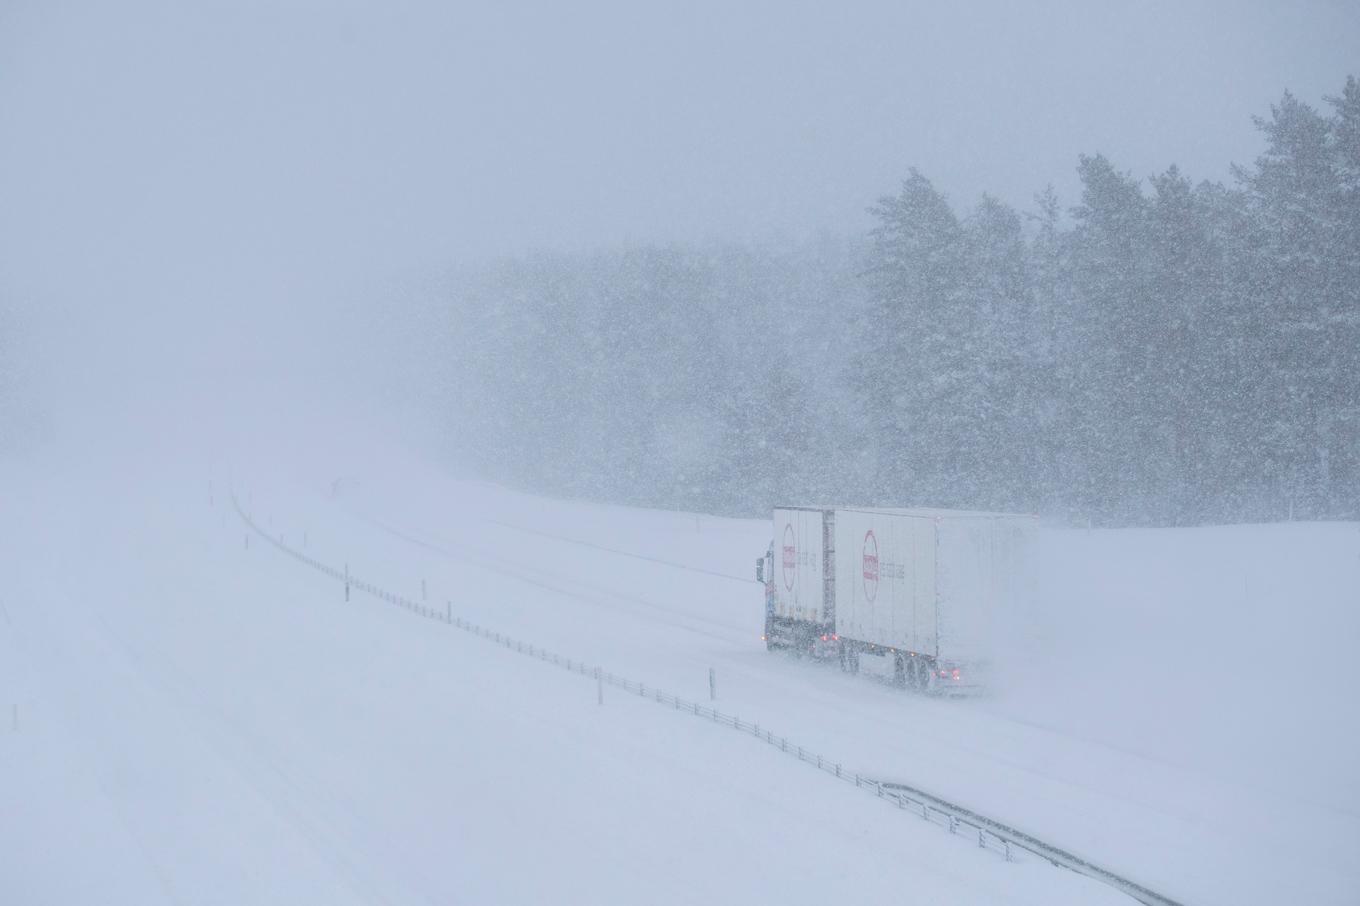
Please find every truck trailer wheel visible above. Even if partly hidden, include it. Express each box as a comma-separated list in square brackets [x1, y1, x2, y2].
[911, 657, 929, 691]
[893, 652, 909, 687]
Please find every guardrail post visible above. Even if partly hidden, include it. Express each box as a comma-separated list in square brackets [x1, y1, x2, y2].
[345, 563, 350, 602]
[709, 667, 716, 700]
[596, 668, 603, 705]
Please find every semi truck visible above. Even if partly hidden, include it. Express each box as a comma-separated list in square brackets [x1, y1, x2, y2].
[757, 506, 1037, 693]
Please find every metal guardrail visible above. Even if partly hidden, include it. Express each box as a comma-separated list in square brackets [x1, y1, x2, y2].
[871, 779, 1185, 906]
[231, 491, 1184, 906]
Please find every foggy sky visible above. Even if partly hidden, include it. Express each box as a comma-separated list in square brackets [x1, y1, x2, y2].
[1, 0, 1357, 442]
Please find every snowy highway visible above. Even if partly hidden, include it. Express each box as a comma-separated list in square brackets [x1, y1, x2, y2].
[0, 458, 1125, 906]
[236, 492, 1182, 906]
[2, 454, 1357, 905]
[234, 460, 1360, 906]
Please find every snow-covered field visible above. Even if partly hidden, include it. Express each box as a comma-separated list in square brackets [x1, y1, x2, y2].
[2, 442, 1357, 905]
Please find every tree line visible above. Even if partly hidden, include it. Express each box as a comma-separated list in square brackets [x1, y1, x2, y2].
[434, 77, 1359, 525]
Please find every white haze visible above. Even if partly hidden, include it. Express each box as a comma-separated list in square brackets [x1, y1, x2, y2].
[3, 0, 1358, 448]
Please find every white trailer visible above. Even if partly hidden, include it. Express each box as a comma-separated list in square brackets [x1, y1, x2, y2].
[760, 506, 837, 654]
[759, 506, 1037, 693]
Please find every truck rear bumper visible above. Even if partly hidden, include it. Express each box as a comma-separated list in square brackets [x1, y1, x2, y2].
[764, 617, 836, 656]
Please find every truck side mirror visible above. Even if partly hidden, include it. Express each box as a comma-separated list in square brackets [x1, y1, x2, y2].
[755, 558, 765, 583]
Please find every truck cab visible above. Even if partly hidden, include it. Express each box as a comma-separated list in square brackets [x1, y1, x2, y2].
[757, 543, 775, 638]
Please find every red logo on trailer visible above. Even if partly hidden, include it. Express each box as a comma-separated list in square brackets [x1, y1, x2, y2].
[782, 523, 796, 591]
[862, 529, 879, 602]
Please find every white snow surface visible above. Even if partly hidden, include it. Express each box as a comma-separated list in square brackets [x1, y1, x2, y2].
[2, 446, 1358, 905]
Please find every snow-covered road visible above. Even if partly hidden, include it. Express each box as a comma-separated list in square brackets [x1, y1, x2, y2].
[1, 459, 1125, 906]
[289, 464, 1360, 906]
[2, 453, 1357, 905]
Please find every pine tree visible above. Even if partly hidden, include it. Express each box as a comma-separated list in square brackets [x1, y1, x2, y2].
[1026, 186, 1076, 517]
[1238, 89, 1356, 517]
[1322, 77, 1360, 516]
[959, 194, 1037, 510]
[862, 170, 967, 505]
[1068, 154, 1153, 522]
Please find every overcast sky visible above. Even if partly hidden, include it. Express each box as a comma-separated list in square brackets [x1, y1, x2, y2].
[1, 1, 1357, 434]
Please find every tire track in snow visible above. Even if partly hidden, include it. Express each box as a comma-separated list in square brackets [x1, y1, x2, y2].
[340, 505, 749, 644]
[483, 518, 759, 584]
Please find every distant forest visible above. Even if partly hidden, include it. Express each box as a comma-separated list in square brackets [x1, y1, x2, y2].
[436, 77, 1360, 526]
